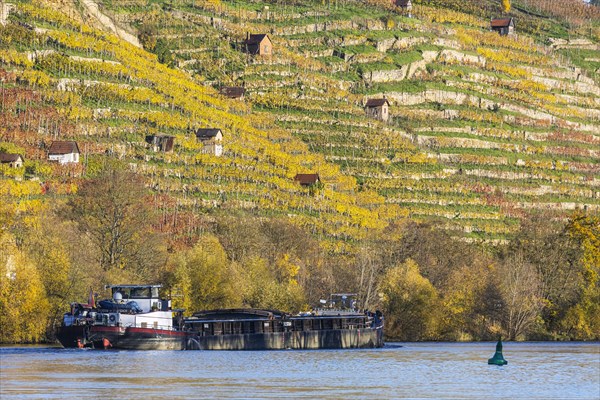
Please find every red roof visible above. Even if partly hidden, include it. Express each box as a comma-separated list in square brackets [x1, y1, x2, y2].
[365, 98, 389, 108]
[0, 152, 23, 163]
[294, 173, 320, 185]
[220, 86, 245, 99]
[491, 18, 513, 28]
[48, 141, 79, 155]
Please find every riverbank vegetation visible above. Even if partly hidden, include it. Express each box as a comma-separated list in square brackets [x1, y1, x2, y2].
[1, 0, 599, 342]
[1, 164, 598, 342]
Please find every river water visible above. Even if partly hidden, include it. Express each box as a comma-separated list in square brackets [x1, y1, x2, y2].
[1, 342, 598, 399]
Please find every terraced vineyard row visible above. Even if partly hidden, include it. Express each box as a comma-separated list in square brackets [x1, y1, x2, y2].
[1, 1, 402, 253]
[2, 0, 599, 243]
[108, 0, 597, 241]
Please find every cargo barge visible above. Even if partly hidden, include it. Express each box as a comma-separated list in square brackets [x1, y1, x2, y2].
[58, 287, 384, 350]
[183, 306, 384, 350]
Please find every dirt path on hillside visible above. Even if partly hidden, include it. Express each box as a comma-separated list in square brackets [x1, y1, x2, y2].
[79, 0, 141, 48]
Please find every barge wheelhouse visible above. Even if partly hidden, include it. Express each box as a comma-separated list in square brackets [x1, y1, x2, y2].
[57, 284, 187, 350]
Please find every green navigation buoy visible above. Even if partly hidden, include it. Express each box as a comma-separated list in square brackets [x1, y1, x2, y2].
[488, 339, 508, 365]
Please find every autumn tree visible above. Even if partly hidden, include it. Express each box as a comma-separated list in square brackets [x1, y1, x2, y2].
[173, 234, 240, 312]
[215, 214, 268, 263]
[351, 224, 405, 311]
[440, 263, 495, 340]
[23, 212, 99, 339]
[505, 212, 582, 337]
[67, 163, 166, 282]
[257, 218, 324, 302]
[0, 232, 49, 343]
[384, 222, 502, 339]
[380, 259, 439, 341]
[497, 250, 544, 340]
[395, 221, 481, 289]
[213, 216, 315, 310]
[502, 0, 511, 13]
[562, 211, 600, 339]
[237, 255, 306, 311]
[355, 245, 384, 312]
[215, 216, 315, 310]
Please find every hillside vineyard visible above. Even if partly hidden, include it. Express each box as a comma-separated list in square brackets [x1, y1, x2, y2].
[0, 0, 598, 343]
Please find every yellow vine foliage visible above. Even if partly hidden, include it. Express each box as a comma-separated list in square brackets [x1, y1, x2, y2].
[0, 50, 34, 67]
[417, 5, 486, 28]
[18, 70, 51, 87]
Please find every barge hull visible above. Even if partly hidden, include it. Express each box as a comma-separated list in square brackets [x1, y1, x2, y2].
[187, 328, 383, 350]
[113, 328, 187, 350]
[57, 325, 187, 350]
[56, 325, 88, 348]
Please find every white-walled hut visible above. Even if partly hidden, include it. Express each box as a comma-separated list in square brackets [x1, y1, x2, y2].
[48, 141, 80, 164]
[0, 152, 24, 168]
[244, 33, 273, 56]
[195, 128, 223, 156]
[364, 98, 390, 122]
[491, 17, 515, 36]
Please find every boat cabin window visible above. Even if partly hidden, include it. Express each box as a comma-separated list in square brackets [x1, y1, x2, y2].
[111, 286, 157, 299]
[130, 287, 150, 299]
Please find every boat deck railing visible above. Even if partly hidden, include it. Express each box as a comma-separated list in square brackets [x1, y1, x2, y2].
[184, 313, 377, 336]
[311, 308, 364, 316]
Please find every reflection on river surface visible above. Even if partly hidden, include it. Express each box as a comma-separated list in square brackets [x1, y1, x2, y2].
[1, 342, 599, 399]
